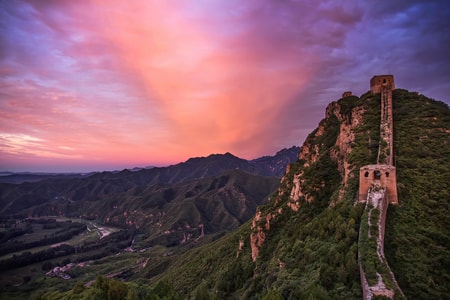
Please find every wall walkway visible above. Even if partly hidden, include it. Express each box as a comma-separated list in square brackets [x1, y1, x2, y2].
[358, 76, 404, 299]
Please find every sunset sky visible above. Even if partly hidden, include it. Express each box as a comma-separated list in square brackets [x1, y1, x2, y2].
[1, 1, 450, 172]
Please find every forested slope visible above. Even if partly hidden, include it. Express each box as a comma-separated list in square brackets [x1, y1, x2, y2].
[158, 90, 449, 299]
[15, 90, 449, 300]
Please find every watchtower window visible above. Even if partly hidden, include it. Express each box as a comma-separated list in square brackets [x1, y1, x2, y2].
[385, 172, 390, 178]
[374, 170, 381, 180]
[364, 171, 369, 177]
[383, 79, 386, 83]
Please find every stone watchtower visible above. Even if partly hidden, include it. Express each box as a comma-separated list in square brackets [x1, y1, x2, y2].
[359, 75, 398, 204]
[370, 75, 395, 94]
[342, 91, 353, 98]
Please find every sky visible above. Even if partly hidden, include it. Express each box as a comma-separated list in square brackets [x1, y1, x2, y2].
[1, 0, 450, 172]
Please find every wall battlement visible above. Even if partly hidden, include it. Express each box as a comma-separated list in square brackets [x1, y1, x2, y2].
[358, 75, 403, 299]
[360, 74, 397, 204]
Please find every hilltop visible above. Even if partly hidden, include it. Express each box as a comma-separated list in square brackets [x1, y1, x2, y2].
[156, 88, 450, 299]
[0, 88, 449, 300]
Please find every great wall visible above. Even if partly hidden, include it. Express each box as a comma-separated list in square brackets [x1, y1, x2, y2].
[357, 75, 405, 299]
[249, 75, 409, 298]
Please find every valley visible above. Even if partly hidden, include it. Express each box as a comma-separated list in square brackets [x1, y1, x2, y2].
[0, 148, 298, 298]
[0, 88, 448, 299]
[0, 217, 130, 287]
[0, 217, 119, 260]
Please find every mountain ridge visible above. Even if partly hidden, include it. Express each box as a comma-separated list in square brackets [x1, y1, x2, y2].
[0, 147, 298, 251]
[1, 88, 449, 299]
[155, 88, 450, 299]
[0, 146, 299, 185]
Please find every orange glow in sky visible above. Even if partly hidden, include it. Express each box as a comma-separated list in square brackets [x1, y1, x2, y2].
[1, 1, 449, 172]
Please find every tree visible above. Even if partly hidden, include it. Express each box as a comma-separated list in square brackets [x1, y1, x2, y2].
[107, 278, 128, 300]
[72, 280, 84, 294]
[262, 289, 283, 300]
[194, 282, 211, 300]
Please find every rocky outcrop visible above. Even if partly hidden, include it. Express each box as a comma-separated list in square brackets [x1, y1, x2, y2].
[335, 106, 364, 183]
[250, 96, 366, 261]
[329, 102, 365, 203]
[250, 211, 265, 261]
[250, 210, 280, 261]
[290, 101, 365, 206]
[236, 238, 245, 258]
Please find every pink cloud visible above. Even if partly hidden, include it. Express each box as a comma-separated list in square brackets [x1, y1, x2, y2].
[93, 1, 315, 158]
[1, 0, 449, 172]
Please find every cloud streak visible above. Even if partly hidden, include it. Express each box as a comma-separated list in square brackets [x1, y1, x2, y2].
[1, 0, 449, 172]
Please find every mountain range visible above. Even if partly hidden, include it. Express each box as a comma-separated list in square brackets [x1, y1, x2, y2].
[1, 88, 449, 300]
[0, 146, 298, 185]
[0, 147, 299, 248]
[153, 88, 449, 299]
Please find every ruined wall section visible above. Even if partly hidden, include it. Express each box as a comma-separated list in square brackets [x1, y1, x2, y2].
[378, 84, 394, 166]
[360, 75, 398, 204]
[358, 75, 403, 298]
[358, 187, 405, 299]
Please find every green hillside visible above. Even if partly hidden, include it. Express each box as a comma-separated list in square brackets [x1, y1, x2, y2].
[3, 89, 448, 300]
[385, 90, 450, 299]
[155, 89, 450, 299]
